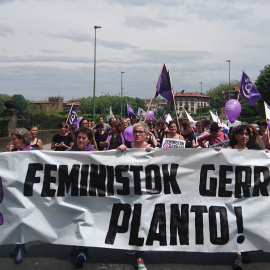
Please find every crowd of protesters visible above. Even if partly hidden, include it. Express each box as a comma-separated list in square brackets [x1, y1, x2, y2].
[5, 115, 270, 269]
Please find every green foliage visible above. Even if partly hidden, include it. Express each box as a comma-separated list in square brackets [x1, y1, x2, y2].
[240, 101, 260, 118]
[25, 104, 64, 118]
[255, 65, 270, 104]
[11, 94, 29, 116]
[207, 80, 240, 108]
[78, 95, 147, 120]
[0, 94, 11, 116]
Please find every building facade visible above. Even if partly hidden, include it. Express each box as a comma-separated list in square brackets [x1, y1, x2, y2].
[174, 90, 210, 114]
[221, 87, 240, 104]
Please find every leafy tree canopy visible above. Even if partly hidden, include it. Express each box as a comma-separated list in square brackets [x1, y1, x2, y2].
[11, 94, 29, 117]
[0, 94, 11, 116]
[206, 80, 240, 109]
[255, 64, 270, 104]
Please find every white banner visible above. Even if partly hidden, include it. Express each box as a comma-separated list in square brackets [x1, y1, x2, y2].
[209, 110, 229, 130]
[161, 138, 186, 148]
[1, 149, 270, 253]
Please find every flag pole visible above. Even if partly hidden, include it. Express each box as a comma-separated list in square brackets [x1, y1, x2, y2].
[264, 102, 270, 144]
[66, 103, 74, 124]
[144, 63, 165, 121]
[168, 69, 179, 127]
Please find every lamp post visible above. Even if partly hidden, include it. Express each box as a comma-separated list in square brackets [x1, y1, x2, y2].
[93, 25, 101, 121]
[225, 60, 231, 100]
[199, 82, 202, 119]
[121, 71, 125, 119]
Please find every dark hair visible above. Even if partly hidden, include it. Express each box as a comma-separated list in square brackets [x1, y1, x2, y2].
[79, 117, 89, 128]
[110, 121, 123, 133]
[70, 124, 77, 130]
[247, 124, 259, 141]
[95, 123, 104, 129]
[210, 122, 219, 132]
[28, 125, 38, 131]
[229, 124, 259, 149]
[195, 121, 204, 128]
[168, 120, 178, 129]
[59, 122, 69, 129]
[182, 121, 192, 130]
[75, 127, 93, 142]
[203, 119, 211, 127]
[257, 119, 267, 128]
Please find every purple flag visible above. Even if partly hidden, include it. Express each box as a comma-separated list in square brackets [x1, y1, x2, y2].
[68, 104, 78, 125]
[240, 71, 261, 106]
[127, 101, 135, 117]
[155, 64, 174, 104]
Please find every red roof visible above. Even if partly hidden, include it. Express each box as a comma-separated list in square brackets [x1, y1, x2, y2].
[174, 92, 210, 98]
[31, 101, 51, 104]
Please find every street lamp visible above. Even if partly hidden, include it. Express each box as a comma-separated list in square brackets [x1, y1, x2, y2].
[225, 60, 231, 100]
[199, 82, 202, 119]
[93, 25, 101, 121]
[121, 71, 125, 119]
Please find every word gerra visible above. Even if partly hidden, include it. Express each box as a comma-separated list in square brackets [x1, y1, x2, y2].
[200, 165, 270, 198]
[23, 163, 181, 197]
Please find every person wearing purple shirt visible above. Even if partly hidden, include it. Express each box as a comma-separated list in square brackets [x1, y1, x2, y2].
[66, 127, 96, 267]
[5, 128, 33, 264]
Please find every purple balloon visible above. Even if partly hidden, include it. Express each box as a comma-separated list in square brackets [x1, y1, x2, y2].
[164, 114, 168, 120]
[268, 120, 270, 129]
[124, 126, 134, 142]
[146, 110, 154, 120]
[225, 99, 241, 123]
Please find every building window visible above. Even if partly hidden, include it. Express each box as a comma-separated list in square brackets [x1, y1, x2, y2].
[191, 102, 194, 106]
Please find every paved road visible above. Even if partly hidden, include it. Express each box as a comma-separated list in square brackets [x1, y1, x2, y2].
[0, 242, 270, 270]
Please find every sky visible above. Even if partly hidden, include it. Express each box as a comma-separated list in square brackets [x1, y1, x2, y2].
[0, 0, 270, 101]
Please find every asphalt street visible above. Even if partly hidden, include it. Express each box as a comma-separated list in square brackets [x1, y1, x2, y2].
[1, 242, 270, 270]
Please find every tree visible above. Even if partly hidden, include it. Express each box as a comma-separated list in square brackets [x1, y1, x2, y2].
[255, 65, 270, 104]
[0, 94, 11, 116]
[11, 94, 29, 117]
[207, 80, 240, 108]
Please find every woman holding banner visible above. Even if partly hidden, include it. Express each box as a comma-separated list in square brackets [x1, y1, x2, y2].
[5, 128, 32, 263]
[67, 127, 96, 267]
[117, 121, 152, 270]
[215, 125, 269, 269]
[164, 120, 184, 141]
[104, 122, 125, 150]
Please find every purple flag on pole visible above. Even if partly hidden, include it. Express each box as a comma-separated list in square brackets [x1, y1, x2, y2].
[68, 104, 78, 125]
[240, 71, 261, 106]
[127, 101, 135, 117]
[155, 64, 174, 104]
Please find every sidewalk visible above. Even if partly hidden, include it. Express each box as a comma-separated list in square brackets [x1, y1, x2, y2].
[43, 143, 52, 151]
